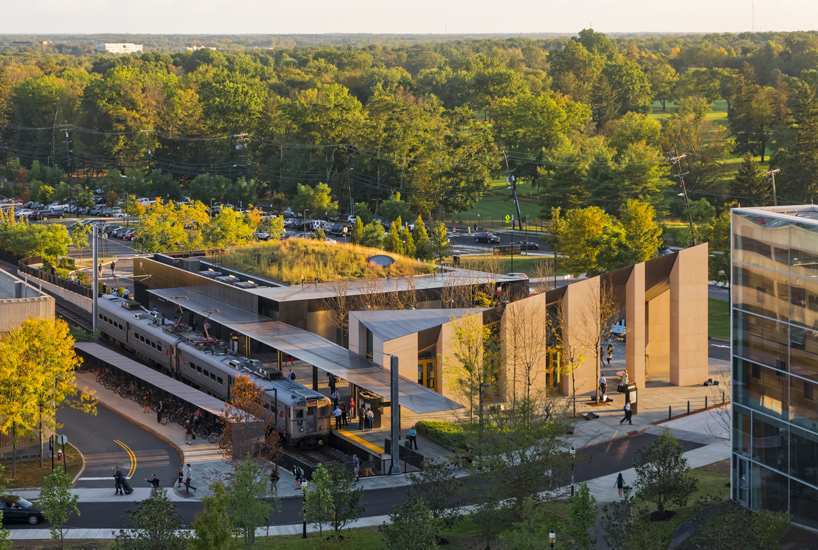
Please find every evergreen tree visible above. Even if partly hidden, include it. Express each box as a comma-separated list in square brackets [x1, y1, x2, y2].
[777, 83, 818, 202]
[413, 215, 433, 260]
[384, 217, 403, 254]
[400, 224, 416, 258]
[730, 153, 771, 206]
[350, 217, 364, 244]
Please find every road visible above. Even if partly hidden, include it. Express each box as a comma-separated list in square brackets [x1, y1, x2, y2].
[7, 431, 700, 530]
[58, 403, 181, 492]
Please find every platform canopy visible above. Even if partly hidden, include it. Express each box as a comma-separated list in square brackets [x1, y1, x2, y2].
[148, 288, 464, 414]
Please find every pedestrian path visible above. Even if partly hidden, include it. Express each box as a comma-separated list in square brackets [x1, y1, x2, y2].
[10, 426, 730, 540]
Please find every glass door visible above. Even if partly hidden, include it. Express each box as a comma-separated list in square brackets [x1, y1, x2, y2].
[417, 360, 436, 391]
[734, 456, 750, 508]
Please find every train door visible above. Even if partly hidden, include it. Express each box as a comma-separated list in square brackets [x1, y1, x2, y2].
[305, 399, 318, 435]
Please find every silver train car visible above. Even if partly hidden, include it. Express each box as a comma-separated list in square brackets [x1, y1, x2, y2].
[96, 295, 332, 448]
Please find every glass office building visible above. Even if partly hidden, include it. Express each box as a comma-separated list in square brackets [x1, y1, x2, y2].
[733, 206, 818, 529]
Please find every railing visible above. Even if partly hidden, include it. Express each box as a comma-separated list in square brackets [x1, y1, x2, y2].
[665, 390, 730, 420]
[17, 256, 94, 299]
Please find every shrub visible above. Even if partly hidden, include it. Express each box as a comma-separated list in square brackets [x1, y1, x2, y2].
[414, 421, 477, 452]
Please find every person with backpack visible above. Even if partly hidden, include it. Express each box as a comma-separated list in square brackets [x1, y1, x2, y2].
[353, 454, 360, 482]
[117, 467, 133, 495]
[358, 404, 365, 430]
[146, 474, 160, 493]
[114, 466, 123, 496]
[176, 466, 184, 489]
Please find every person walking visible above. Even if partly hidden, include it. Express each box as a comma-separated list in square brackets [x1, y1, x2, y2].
[111, 260, 116, 275]
[606, 344, 613, 367]
[328, 374, 337, 395]
[156, 399, 164, 424]
[146, 473, 160, 494]
[615, 473, 625, 499]
[143, 391, 150, 413]
[620, 401, 632, 425]
[348, 397, 356, 419]
[270, 464, 280, 491]
[407, 425, 418, 450]
[365, 408, 374, 431]
[97, 263, 102, 277]
[185, 420, 193, 445]
[358, 404, 365, 430]
[114, 466, 123, 496]
[294, 466, 303, 490]
[340, 402, 348, 426]
[176, 466, 184, 488]
[184, 464, 196, 494]
[334, 405, 342, 430]
[353, 454, 360, 482]
[599, 375, 607, 396]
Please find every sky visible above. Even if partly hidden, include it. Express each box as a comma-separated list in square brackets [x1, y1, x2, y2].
[2, 0, 817, 35]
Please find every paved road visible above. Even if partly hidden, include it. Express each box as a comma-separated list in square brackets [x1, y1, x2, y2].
[7, 431, 701, 530]
[58, 403, 181, 492]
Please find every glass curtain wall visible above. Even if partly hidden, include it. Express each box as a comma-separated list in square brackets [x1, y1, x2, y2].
[732, 210, 818, 529]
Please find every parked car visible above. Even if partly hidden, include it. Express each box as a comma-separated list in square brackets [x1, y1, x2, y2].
[123, 229, 137, 241]
[474, 232, 501, 244]
[34, 209, 65, 220]
[0, 496, 44, 525]
[111, 227, 131, 238]
[105, 207, 123, 217]
[15, 209, 33, 218]
[253, 231, 271, 241]
[505, 272, 529, 280]
[511, 240, 539, 250]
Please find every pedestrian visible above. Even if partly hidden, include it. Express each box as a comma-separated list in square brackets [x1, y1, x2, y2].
[114, 466, 123, 496]
[353, 454, 360, 481]
[123, 288, 130, 298]
[143, 391, 150, 413]
[184, 463, 196, 494]
[365, 408, 374, 431]
[285, 355, 294, 366]
[193, 408, 201, 424]
[348, 397, 356, 419]
[68, 273, 75, 284]
[111, 260, 116, 274]
[341, 402, 348, 426]
[185, 420, 193, 445]
[294, 466, 303, 489]
[156, 399, 164, 424]
[287, 369, 295, 380]
[620, 401, 632, 425]
[177, 466, 184, 488]
[334, 405, 342, 430]
[50, 266, 55, 277]
[331, 389, 340, 407]
[117, 468, 133, 495]
[97, 263, 102, 277]
[270, 464, 280, 491]
[407, 425, 418, 450]
[102, 282, 108, 294]
[599, 375, 607, 396]
[328, 374, 336, 395]
[606, 344, 613, 367]
[145, 473, 160, 493]
[615, 473, 625, 499]
[621, 370, 629, 389]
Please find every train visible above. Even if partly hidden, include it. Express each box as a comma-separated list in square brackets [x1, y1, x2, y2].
[95, 294, 332, 448]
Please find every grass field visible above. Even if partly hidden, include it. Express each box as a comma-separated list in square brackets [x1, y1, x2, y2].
[708, 297, 730, 340]
[442, 254, 566, 278]
[4, 443, 82, 490]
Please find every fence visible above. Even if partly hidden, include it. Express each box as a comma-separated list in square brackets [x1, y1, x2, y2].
[665, 390, 730, 420]
[454, 216, 551, 233]
[17, 256, 94, 299]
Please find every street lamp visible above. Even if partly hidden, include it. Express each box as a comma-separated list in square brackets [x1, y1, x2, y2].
[478, 381, 490, 467]
[301, 482, 308, 538]
[570, 446, 576, 496]
[303, 209, 309, 239]
[549, 530, 556, 549]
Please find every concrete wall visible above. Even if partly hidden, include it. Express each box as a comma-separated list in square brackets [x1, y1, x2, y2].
[382, 333, 419, 383]
[626, 264, 646, 388]
[647, 290, 670, 379]
[670, 244, 709, 386]
[500, 293, 548, 403]
[562, 277, 600, 397]
[23, 275, 90, 313]
[0, 269, 55, 332]
[438, 311, 483, 406]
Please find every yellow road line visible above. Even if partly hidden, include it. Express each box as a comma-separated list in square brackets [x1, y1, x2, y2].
[336, 429, 384, 454]
[114, 440, 136, 478]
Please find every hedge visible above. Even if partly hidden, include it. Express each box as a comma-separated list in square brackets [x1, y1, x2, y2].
[415, 420, 479, 452]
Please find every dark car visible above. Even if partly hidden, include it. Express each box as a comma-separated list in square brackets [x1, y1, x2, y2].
[511, 240, 539, 250]
[474, 232, 501, 244]
[38, 209, 65, 220]
[0, 496, 44, 525]
[111, 227, 131, 239]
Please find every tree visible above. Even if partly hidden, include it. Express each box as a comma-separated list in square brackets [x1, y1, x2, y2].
[660, 112, 731, 195]
[552, 301, 587, 419]
[578, 280, 620, 403]
[647, 62, 678, 111]
[227, 455, 275, 547]
[687, 500, 790, 550]
[620, 199, 662, 263]
[40, 467, 80, 550]
[567, 483, 598, 550]
[0, 319, 95, 476]
[407, 459, 464, 531]
[412, 215, 432, 260]
[775, 82, 818, 202]
[605, 112, 662, 152]
[352, 202, 374, 225]
[303, 462, 364, 539]
[190, 480, 237, 550]
[379, 498, 437, 550]
[602, 56, 653, 116]
[379, 192, 413, 224]
[350, 217, 364, 244]
[134, 201, 209, 253]
[634, 429, 698, 514]
[429, 221, 450, 263]
[71, 221, 91, 263]
[601, 492, 670, 550]
[219, 375, 279, 463]
[290, 182, 338, 217]
[706, 203, 734, 287]
[113, 489, 188, 550]
[400, 225, 416, 258]
[359, 221, 385, 249]
[730, 152, 770, 206]
[549, 206, 620, 276]
[498, 497, 563, 550]
[384, 218, 403, 254]
[205, 207, 258, 248]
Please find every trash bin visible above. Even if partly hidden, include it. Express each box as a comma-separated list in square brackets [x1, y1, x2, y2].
[625, 384, 638, 414]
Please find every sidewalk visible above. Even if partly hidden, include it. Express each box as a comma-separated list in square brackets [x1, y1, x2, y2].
[10, 408, 730, 540]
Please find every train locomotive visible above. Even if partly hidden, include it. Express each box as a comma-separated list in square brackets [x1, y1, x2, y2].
[95, 294, 332, 448]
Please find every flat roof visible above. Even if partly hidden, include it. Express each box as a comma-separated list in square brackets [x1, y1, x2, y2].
[244, 269, 518, 303]
[74, 342, 228, 418]
[351, 308, 487, 342]
[148, 288, 464, 414]
[735, 205, 818, 225]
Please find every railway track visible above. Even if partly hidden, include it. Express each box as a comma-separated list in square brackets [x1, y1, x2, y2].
[284, 442, 351, 469]
[56, 302, 93, 332]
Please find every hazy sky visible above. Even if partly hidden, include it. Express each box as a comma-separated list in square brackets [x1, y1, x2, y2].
[3, 0, 817, 35]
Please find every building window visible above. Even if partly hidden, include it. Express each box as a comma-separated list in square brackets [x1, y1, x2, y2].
[365, 329, 373, 361]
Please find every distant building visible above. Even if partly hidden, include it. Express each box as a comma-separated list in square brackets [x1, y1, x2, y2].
[96, 43, 143, 55]
[184, 45, 217, 52]
[0, 268, 55, 331]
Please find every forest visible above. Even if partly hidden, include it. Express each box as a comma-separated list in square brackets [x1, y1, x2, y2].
[2, 29, 818, 220]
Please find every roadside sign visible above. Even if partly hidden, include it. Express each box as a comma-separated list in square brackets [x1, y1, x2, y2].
[102, 233, 108, 239]
[57, 435, 67, 446]
[505, 215, 510, 223]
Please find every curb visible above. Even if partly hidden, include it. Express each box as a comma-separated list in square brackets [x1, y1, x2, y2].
[71, 442, 86, 486]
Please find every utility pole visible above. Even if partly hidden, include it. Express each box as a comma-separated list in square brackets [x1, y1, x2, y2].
[92, 225, 98, 333]
[503, 151, 524, 231]
[667, 150, 697, 246]
[371, 198, 382, 220]
[389, 355, 401, 474]
[766, 168, 779, 206]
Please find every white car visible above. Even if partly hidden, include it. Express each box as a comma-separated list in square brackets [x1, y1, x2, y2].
[347, 215, 358, 224]
[15, 209, 33, 218]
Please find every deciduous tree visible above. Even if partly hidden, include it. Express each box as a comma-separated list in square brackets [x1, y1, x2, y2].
[113, 489, 188, 550]
[40, 467, 80, 550]
[634, 429, 698, 514]
[379, 498, 437, 550]
[190, 480, 237, 550]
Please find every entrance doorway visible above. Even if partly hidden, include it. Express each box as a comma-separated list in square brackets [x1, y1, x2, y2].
[735, 456, 750, 507]
[418, 344, 437, 391]
[546, 349, 562, 393]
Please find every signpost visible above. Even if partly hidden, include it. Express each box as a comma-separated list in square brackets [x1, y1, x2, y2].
[57, 434, 68, 473]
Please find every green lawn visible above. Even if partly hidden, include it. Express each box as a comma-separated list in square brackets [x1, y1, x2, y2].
[442, 255, 567, 278]
[708, 297, 730, 340]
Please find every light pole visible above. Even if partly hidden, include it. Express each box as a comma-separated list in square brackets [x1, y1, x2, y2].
[570, 446, 576, 496]
[303, 209, 309, 239]
[478, 381, 490, 467]
[549, 530, 556, 549]
[301, 483, 308, 538]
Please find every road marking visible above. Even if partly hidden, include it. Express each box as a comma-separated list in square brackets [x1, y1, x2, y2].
[113, 440, 136, 478]
[78, 476, 132, 481]
[711, 344, 730, 349]
[335, 429, 384, 454]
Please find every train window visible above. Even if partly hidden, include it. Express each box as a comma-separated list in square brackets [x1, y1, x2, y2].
[295, 409, 304, 419]
[157, 343, 162, 352]
[229, 376, 234, 385]
[308, 406, 316, 417]
[217, 377, 223, 385]
[203, 369, 209, 376]
[209, 373, 216, 381]
[197, 366, 202, 373]
[98, 314, 103, 319]
[152, 342, 156, 349]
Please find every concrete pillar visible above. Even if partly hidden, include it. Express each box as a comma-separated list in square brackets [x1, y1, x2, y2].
[626, 264, 646, 388]
[647, 291, 671, 380]
[670, 244, 709, 386]
[563, 277, 599, 397]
